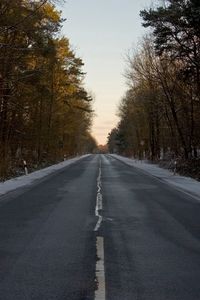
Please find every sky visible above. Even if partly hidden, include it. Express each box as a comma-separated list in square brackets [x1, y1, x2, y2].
[59, 0, 153, 145]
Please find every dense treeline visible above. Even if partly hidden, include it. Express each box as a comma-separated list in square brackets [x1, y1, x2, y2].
[108, 0, 200, 165]
[0, 0, 96, 179]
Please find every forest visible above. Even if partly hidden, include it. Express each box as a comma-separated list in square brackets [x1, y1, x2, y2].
[108, 0, 200, 179]
[0, 0, 96, 180]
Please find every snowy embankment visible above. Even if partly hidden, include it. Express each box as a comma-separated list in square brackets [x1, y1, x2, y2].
[0, 155, 91, 197]
[110, 154, 200, 200]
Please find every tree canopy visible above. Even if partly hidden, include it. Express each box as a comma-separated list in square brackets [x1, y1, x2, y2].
[0, 0, 96, 179]
[108, 0, 200, 165]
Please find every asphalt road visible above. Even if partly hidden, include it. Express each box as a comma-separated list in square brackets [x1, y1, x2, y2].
[0, 154, 200, 300]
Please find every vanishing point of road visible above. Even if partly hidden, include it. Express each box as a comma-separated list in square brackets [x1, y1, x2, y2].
[0, 154, 200, 300]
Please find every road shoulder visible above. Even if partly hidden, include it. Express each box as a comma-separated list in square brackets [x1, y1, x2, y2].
[110, 154, 200, 200]
[0, 155, 91, 197]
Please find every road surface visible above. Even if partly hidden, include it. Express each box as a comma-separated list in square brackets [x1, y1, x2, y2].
[0, 154, 200, 300]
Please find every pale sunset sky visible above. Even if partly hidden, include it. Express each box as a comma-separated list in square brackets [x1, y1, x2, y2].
[59, 0, 153, 145]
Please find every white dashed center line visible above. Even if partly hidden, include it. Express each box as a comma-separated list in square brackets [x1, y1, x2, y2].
[94, 159, 103, 232]
[95, 236, 105, 300]
[94, 157, 105, 300]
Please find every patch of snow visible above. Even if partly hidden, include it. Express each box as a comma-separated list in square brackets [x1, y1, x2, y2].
[110, 154, 200, 199]
[0, 155, 91, 197]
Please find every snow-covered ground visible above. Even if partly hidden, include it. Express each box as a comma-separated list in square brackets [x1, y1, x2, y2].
[0, 155, 91, 197]
[1, 154, 199, 200]
[110, 154, 200, 200]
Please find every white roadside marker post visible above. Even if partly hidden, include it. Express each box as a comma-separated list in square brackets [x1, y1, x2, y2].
[174, 160, 177, 175]
[23, 160, 28, 175]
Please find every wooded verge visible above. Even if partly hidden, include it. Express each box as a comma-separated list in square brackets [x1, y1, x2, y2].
[108, 0, 200, 180]
[0, 0, 97, 180]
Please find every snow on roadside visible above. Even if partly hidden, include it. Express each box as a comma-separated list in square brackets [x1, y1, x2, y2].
[110, 154, 200, 199]
[0, 155, 91, 197]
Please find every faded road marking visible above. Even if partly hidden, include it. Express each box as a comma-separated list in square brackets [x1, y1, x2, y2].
[94, 158, 103, 232]
[95, 236, 105, 300]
